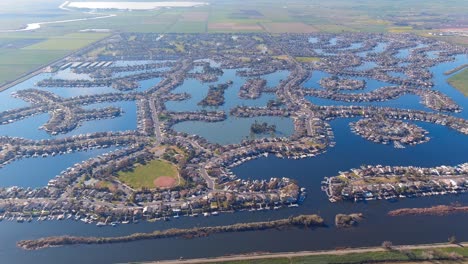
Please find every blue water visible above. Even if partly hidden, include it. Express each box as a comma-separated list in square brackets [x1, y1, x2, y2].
[62, 101, 137, 137]
[166, 69, 294, 144]
[395, 43, 428, 59]
[173, 116, 294, 145]
[308, 37, 318, 44]
[304, 70, 394, 93]
[388, 71, 407, 79]
[341, 42, 362, 50]
[307, 94, 432, 111]
[430, 54, 468, 119]
[0, 147, 117, 188]
[0, 74, 52, 112]
[0, 101, 136, 140]
[352, 61, 377, 71]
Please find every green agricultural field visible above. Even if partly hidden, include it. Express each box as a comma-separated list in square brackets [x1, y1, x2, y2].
[448, 69, 468, 96]
[0, 0, 466, 84]
[0, 49, 68, 85]
[0, 32, 109, 85]
[118, 159, 181, 190]
[23, 33, 109, 50]
[168, 21, 207, 33]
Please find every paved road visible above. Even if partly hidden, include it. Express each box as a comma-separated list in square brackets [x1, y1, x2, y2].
[200, 167, 215, 190]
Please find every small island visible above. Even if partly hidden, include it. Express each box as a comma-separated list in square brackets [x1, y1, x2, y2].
[388, 205, 468, 216]
[17, 214, 324, 250]
[335, 213, 364, 228]
[350, 118, 429, 148]
[250, 120, 276, 134]
[198, 80, 233, 106]
[320, 76, 366, 91]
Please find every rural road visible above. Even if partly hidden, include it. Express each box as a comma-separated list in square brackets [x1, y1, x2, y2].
[140, 242, 467, 264]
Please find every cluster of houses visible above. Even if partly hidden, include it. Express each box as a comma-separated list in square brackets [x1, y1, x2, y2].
[319, 76, 366, 91]
[324, 163, 468, 202]
[0, 32, 466, 224]
[350, 118, 430, 147]
[304, 86, 461, 112]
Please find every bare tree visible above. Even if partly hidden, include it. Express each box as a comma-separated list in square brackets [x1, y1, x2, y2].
[448, 235, 457, 244]
[382, 240, 393, 250]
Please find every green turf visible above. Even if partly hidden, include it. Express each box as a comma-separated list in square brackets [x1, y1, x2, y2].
[118, 159, 179, 189]
[448, 68, 468, 96]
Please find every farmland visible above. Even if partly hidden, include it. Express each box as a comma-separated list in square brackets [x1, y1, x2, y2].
[23, 33, 109, 50]
[0, 32, 109, 85]
[0, 0, 466, 86]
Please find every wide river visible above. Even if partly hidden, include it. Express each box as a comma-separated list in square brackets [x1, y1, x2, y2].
[0, 52, 466, 263]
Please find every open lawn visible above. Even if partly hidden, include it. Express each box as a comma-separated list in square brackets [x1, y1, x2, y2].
[23, 33, 109, 50]
[295, 57, 320, 63]
[448, 69, 468, 96]
[118, 159, 181, 190]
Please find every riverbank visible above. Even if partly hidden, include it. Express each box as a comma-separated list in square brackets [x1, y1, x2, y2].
[142, 242, 468, 264]
[444, 64, 468, 75]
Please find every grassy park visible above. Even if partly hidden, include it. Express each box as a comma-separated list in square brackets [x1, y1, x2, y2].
[118, 159, 181, 189]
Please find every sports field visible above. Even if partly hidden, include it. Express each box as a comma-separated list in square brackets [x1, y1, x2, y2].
[118, 159, 182, 189]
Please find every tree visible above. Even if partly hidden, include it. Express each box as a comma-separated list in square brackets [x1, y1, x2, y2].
[382, 241, 393, 250]
[448, 235, 457, 244]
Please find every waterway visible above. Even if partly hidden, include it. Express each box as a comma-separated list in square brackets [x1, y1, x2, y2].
[167, 69, 294, 144]
[0, 43, 466, 264]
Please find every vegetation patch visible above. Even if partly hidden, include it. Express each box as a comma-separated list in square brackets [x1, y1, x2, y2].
[208, 22, 263, 32]
[295, 56, 320, 63]
[0, 49, 68, 85]
[262, 22, 319, 33]
[118, 159, 180, 189]
[23, 33, 109, 51]
[448, 68, 468, 96]
[206, 245, 468, 264]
